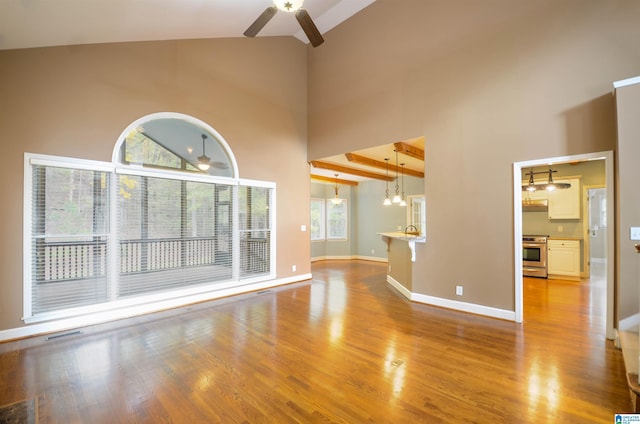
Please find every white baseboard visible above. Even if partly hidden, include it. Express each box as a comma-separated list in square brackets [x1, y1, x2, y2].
[0, 274, 312, 343]
[384, 277, 515, 321]
[619, 313, 640, 332]
[411, 293, 516, 321]
[386, 275, 411, 299]
[311, 255, 387, 263]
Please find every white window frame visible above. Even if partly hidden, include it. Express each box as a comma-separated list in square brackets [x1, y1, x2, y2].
[310, 198, 326, 241]
[23, 114, 277, 324]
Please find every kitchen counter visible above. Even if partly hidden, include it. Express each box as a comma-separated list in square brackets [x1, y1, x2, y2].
[378, 232, 425, 262]
[548, 236, 583, 241]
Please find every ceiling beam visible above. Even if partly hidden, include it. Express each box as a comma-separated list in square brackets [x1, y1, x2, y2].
[309, 161, 393, 181]
[394, 141, 424, 161]
[310, 174, 359, 186]
[345, 153, 424, 178]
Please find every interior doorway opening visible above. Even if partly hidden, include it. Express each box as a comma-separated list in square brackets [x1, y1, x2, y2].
[513, 151, 614, 340]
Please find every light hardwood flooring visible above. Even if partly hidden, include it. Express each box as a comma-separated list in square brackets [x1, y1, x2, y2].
[0, 260, 631, 422]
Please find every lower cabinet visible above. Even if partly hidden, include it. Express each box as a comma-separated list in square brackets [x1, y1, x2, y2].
[547, 239, 580, 278]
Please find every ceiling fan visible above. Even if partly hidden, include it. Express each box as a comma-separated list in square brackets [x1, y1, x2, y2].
[243, 0, 324, 47]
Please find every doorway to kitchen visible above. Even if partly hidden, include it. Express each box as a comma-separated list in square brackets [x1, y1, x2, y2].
[513, 151, 614, 340]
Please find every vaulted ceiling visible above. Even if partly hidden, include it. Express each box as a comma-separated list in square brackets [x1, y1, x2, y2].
[0, 0, 375, 51]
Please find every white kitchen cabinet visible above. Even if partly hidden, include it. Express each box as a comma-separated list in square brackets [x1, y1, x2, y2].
[547, 239, 580, 278]
[548, 178, 580, 219]
[522, 187, 548, 202]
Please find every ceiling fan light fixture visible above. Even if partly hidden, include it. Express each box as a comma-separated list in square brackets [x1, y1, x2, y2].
[197, 134, 211, 171]
[274, 0, 303, 12]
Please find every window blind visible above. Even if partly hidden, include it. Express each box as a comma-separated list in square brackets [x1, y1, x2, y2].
[27, 156, 275, 320]
[238, 186, 272, 278]
[117, 174, 234, 297]
[30, 165, 111, 314]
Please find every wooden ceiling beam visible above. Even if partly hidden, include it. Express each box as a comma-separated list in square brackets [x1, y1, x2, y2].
[310, 174, 359, 186]
[345, 153, 424, 178]
[394, 141, 424, 161]
[309, 161, 393, 181]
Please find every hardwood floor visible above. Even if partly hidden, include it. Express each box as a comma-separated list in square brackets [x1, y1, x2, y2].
[0, 260, 631, 423]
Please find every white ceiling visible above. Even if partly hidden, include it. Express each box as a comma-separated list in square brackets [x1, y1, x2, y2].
[0, 0, 375, 51]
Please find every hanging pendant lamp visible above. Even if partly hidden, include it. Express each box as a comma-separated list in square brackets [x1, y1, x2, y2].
[399, 163, 407, 207]
[330, 174, 343, 205]
[383, 158, 392, 206]
[392, 150, 401, 203]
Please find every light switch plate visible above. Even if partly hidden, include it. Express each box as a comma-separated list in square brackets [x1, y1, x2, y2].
[301, 225, 306, 232]
[631, 227, 640, 240]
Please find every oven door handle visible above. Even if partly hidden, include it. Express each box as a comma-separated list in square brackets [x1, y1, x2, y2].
[523, 243, 544, 248]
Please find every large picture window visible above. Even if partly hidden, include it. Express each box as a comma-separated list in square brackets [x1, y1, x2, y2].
[24, 113, 275, 322]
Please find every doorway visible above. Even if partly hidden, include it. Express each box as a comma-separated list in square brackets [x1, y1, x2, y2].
[585, 187, 607, 279]
[513, 151, 614, 340]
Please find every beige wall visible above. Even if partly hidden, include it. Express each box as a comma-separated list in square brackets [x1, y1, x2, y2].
[615, 81, 640, 321]
[308, 0, 640, 313]
[0, 37, 311, 331]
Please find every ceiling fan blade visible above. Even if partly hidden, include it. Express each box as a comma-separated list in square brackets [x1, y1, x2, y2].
[244, 6, 278, 38]
[295, 8, 324, 47]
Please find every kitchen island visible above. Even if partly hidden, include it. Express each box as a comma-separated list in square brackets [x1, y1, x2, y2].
[378, 232, 425, 296]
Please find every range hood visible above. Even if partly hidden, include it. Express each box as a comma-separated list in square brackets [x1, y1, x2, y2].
[522, 198, 548, 211]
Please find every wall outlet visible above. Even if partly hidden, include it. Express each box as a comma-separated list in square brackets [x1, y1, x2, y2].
[557, 225, 563, 233]
[397, 225, 402, 231]
[456, 285, 463, 296]
[388, 265, 392, 272]
[631, 227, 640, 240]
[292, 265, 296, 272]
[371, 249, 375, 255]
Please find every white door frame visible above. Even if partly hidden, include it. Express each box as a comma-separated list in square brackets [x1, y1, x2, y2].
[583, 185, 606, 279]
[513, 150, 615, 340]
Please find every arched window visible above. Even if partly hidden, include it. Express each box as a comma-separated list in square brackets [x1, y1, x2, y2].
[24, 113, 274, 324]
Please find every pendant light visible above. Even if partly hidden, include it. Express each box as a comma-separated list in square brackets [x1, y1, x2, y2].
[521, 167, 571, 191]
[399, 163, 407, 207]
[330, 174, 343, 205]
[525, 170, 537, 192]
[197, 134, 211, 171]
[383, 158, 392, 206]
[392, 150, 401, 203]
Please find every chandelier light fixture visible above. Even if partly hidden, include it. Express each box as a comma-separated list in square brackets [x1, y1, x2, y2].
[197, 134, 211, 171]
[330, 174, 343, 205]
[383, 158, 392, 206]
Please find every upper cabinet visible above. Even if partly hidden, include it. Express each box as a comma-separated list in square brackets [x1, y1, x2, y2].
[548, 178, 580, 220]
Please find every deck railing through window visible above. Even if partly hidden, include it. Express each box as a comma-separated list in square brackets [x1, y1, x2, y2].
[34, 236, 271, 283]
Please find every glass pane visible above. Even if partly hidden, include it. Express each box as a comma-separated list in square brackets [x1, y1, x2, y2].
[326, 200, 347, 240]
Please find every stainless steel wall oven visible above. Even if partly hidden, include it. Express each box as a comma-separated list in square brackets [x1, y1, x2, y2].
[523, 235, 548, 278]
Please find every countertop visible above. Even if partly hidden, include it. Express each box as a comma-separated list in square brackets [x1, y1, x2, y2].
[378, 232, 426, 242]
[548, 236, 583, 241]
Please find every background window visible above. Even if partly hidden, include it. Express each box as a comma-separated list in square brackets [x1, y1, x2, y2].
[310, 198, 325, 241]
[326, 199, 347, 240]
